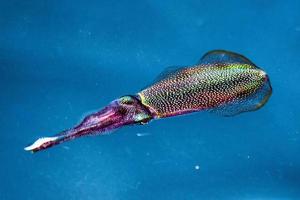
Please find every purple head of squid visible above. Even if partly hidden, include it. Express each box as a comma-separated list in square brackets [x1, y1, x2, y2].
[24, 95, 153, 153]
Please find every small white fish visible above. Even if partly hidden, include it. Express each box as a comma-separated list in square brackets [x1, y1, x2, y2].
[62, 146, 70, 150]
[136, 132, 151, 137]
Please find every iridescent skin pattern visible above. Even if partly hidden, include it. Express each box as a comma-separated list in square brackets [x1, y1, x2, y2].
[139, 50, 272, 118]
[139, 64, 270, 118]
[24, 50, 272, 153]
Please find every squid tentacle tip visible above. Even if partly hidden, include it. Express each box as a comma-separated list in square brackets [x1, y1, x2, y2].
[24, 136, 58, 152]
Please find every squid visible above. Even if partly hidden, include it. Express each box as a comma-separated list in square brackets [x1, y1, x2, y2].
[25, 50, 272, 153]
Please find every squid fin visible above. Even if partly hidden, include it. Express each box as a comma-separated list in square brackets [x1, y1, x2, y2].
[198, 50, 257, 67]
[209, 81, 272, 116]
[141, 65, 186, 90]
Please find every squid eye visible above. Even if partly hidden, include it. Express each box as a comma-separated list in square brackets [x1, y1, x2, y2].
[120, 96, 135, 105]
[134, 113, 151, 124]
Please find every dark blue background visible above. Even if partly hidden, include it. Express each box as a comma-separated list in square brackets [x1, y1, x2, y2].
[1, 0, 300, 199]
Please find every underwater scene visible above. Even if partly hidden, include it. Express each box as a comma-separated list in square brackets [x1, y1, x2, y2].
[1, 0, 300, 199]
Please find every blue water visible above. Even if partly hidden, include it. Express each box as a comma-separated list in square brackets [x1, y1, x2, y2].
[1, 0, 300, 199]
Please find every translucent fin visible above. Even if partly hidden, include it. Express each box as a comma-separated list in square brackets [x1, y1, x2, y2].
[209, 80, 272, 116]
[142, 66, 186, 89]
[198, 50, 257, 67]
